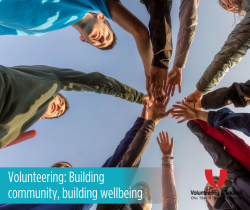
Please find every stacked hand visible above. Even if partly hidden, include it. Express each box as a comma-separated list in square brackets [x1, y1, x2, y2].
[166, 66, 182, 97]
[157, 131, 174, 156]
[171, 100, 208, 123]
[149, 97, 174, 124]
[171, 100, 200, 123]
[150, 66, 168, 99]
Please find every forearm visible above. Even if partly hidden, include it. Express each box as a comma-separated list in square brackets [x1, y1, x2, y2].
[51, 67, 144, 104]
[187, 120, 247, 173]
[173, 0, 199, 69]
[162, 155, 178, 210]
[117, 120, 155, 167]
[133, 32, 153, 77]
[207, 108, 250, 137]
[142, 0, 173, 69]
[196, 11, 250, 94]
[201, 81, 250, 110]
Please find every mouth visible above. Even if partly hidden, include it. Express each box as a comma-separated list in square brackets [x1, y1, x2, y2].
[51, 103, 56, 113]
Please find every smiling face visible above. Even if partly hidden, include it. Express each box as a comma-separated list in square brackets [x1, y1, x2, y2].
[79, 13, 114, 49]
[41, 94, 66, 119]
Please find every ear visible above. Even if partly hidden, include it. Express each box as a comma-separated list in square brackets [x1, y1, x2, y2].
[227, 0, 235, 9]
[79, 36, 87, 42]
[96, 13, 105, 20]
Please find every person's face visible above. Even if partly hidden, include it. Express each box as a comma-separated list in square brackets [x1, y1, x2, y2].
[205, 184, 221, 207]
[220, 0, 235, 11]
[80, 13, 113, 49]
[132, 185, 152, 210]
[41, 94, 66, 119]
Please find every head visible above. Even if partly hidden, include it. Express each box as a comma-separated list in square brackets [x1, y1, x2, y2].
[219, 0, 245, 15]
[40, 93, 69, 119]
[205, 176, 232, 210]
[132, 182, 152, 210]
[78, 12, 117, 50]
[51, 161, 72, 168]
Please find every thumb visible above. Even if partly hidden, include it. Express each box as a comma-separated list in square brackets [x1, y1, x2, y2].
[164, 108, 175, 117]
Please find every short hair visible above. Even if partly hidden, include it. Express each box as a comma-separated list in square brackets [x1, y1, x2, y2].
[51, 161, 72, 168]
[86, 13, 118, 50]
[205, 176, 232, 210]
[51, 93, 69, 119]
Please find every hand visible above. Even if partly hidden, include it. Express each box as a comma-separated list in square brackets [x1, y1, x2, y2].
[166, 66, 182, 97]
[184, 97, 203, 111]
[150, 66, 168, 99]
[149, 97, 174, 124]
[186, 89, 203, 103]
[171, 100, 200, 123]
[157, 131, 174, 156]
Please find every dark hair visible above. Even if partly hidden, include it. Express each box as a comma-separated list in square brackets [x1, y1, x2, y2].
[51, 161, 72, 168]
[205, 176, 232, 210]
[50, 93, 69, 119]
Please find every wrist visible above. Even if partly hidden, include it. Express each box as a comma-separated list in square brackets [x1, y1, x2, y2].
[195, 101, 202, 109]
[173, 65, 182, 71]
[197, 110, 208, 122]
[149, 117, 160, 125]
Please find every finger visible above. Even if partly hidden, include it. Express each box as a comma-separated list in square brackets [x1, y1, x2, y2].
[184, 97, 187, 101]
[171, 85, 175, 97]
[177, 119, 186, 123]
[165, 84, 170, 96]
[172, 105, 185, 109]
[159, 132, 163, 143]
[156, 137, 161, 146]
[171, 114, 183, 117]
[175, 117, 181, 119]
[150, 73, 155, 84]
[167, 85, 172, 97]
[170, 110, 183, 114]
[171, 137, 174, 148]
[165, 131, 169, 143]
[162, 131, 166, 142]
[178, 83, 181, 93]
[165, 108, 175, 117]
[164, 96, 170, 106]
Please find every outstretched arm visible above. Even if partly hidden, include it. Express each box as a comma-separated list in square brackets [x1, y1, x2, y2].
[187, 120, 249, 175]
[156, 131, 178, 210]
[51, 67, 145, 104]
[166, 0, 199, 97]
[106, 0, 153, 98]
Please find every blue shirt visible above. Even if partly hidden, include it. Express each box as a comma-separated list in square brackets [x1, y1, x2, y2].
[0, 0, 115, 36]
[0, 117, 145, 210]
[208, 108, 250, 137]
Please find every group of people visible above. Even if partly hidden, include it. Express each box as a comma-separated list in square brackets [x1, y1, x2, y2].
[0, 0, 250, 209]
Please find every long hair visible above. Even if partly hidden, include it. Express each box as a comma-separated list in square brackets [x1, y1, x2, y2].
[218, 0, 246, 16]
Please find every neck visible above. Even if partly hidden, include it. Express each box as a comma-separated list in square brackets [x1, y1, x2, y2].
[72, 13, 91, 31]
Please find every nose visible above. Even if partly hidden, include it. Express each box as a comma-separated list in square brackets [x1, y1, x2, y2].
[56, 104, 61, 111]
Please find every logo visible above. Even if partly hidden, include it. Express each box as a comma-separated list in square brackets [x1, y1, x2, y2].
[205, 169, 227, 189]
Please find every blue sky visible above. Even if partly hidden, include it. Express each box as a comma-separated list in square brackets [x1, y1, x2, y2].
[1, 0, 250, 209]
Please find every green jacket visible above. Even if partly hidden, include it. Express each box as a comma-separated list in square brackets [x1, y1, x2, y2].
[197, 0, 250, 94]
[0, 65, 144, 149]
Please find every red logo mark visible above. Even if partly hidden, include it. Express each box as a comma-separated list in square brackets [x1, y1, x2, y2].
[205, 169, 227, 189]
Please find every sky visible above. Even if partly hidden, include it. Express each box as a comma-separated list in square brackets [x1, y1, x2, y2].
[1, 0, 250, 209]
